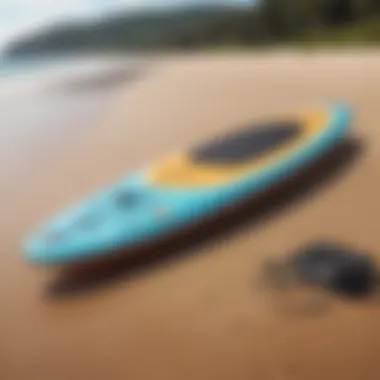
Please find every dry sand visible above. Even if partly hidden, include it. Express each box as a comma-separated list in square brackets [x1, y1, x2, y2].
[2, 49, 380, 380]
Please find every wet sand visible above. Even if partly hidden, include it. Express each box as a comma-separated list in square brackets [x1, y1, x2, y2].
[2, 49, 380, 380]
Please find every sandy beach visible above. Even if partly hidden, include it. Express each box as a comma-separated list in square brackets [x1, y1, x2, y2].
[2, 49, 380, 380]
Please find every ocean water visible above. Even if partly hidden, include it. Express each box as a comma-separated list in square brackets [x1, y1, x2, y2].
[0, 54, 137, 97]
[0, 55, 79, 78]
[0, 53, 136, 80]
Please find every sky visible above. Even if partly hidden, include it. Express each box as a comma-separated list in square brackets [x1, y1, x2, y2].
[0, 0, 252, 49]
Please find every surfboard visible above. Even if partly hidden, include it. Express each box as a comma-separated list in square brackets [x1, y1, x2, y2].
[23, 103, 353, 265]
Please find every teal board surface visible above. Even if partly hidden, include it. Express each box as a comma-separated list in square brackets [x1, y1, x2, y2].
[23, 104, 352, 264]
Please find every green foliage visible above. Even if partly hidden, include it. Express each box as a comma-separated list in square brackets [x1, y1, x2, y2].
[5, 1, 380, 58]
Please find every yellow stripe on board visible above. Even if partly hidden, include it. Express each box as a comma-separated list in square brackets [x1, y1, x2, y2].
[148, 110, 328, 188]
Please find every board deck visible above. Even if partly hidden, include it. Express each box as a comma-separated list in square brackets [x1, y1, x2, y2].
[23, 103, 353, 264]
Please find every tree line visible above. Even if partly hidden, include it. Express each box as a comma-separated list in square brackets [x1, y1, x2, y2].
[6, 1, 380, 58]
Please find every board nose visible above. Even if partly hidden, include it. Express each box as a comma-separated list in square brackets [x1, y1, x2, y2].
[331, 102, 354, 126]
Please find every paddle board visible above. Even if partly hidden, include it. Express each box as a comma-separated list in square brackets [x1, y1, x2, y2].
[23, 103, 353, 264]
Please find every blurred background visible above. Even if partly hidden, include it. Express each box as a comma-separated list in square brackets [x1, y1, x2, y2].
[1, 0, 379, 152]
[1, 0, 380, 61]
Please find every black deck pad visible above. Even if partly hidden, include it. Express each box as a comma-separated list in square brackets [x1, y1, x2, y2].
[191, 121, 301, 165]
